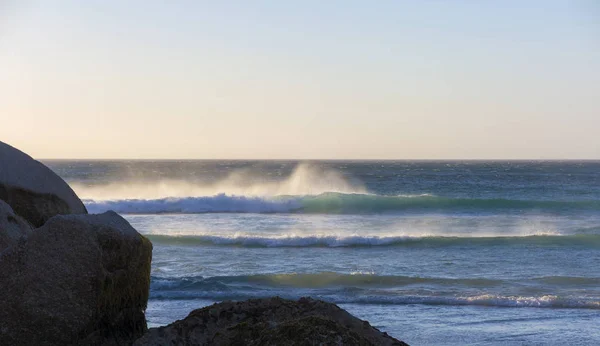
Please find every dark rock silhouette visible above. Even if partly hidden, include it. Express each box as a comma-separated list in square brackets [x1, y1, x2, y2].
[0, 211, 152, 345]
[0, 141, 87, 227]
[0, 199, 32, 252]
[134, 297, 408, 346]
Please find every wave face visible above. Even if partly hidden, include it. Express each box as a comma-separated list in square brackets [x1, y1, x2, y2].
[145, 233, 600, 248]
[150, 273, 504, 290]
[149, 274, 600, 310]
[85, 194, 301, 214]
[84, 192, 600, 215]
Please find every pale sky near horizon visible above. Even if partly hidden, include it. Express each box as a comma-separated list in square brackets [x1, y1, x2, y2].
[0, 1, 598, 159]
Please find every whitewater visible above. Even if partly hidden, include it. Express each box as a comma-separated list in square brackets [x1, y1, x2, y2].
[47, 160, 600, 345]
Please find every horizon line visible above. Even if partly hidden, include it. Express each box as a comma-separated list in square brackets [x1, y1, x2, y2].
[38, 157, 600, 162]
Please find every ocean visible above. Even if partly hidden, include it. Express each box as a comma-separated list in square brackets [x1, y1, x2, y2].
[45, 160, 600, 345]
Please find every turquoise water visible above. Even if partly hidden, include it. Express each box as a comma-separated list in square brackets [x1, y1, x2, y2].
[47, 160, 600, 345]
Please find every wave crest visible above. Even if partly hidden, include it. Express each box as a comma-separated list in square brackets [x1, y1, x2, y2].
[85, 194, 300, 214]
[149, 274, 600, 310]
[84, 192, 600, 215]
[144, 233, 600, 248]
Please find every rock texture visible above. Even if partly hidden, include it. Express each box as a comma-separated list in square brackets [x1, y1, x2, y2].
[0, 141, 87, 227]
[0, 199, 33, 252]
[0, 211, 152, 346]
[0, 142, 406, 345]
[134, 297, 408, 346]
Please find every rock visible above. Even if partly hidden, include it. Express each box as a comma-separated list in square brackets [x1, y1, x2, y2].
[0, 199, 33, 252]
[0, 211, 152, 346]
[134, 297, 408, 346]
[0, 141, 87, 227]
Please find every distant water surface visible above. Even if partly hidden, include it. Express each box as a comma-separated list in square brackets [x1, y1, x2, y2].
[46, 160, 600, 345]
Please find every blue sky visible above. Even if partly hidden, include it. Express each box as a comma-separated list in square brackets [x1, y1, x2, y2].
[1, 1, 598, 159]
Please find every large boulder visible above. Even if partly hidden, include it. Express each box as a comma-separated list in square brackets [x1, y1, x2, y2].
[134, 297, 408, 346]
[0, 211, 152, 346]
[0, 141, 87, 227]
[0, 199, 33, 252]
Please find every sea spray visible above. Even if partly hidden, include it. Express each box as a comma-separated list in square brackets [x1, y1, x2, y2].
[72, 163, 366, 200]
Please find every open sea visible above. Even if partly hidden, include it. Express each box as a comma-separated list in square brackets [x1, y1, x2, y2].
[45, 160, 600, 345]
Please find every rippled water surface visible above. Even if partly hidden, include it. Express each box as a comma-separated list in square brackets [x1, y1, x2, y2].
[47, 160, 600, 345]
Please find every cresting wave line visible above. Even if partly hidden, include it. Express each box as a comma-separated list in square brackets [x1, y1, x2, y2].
[144, 233, 600, 248]
[84, 192, 600, 214]
[149, 274, 600, 291]
[148, 275, 600, 310]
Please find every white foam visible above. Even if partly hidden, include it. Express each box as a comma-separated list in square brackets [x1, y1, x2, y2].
[148, 277, 600, 309]
[84, 194, 300, 214]
[197, 234, 418, 247]
[142, 231, 587, 248]
[345, 294, 600, 309]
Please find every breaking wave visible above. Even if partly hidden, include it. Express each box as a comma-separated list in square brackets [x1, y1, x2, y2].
[72, 162, 366, 200]
[144, 233, 600, 248]
[84, 192, 600, 215]
[151, 273, 505, 289]
[85, 194, 300, 214]
[149, 274, 600, 310]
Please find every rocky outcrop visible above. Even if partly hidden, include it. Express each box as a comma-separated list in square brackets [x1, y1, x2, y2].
[0, 142, 406, 345]
[0, 141, 87, 227]
[0, 142, 152, 345]
[134, 297, 408, 346]
[0, 199, 33, 252]
[0, 211, 152, 346]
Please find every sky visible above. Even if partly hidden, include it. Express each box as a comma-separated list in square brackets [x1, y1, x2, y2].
[0, 1, 598, 159]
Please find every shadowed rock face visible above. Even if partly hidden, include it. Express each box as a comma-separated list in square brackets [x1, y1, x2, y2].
[0, 199, 32, 252]
[0, 141, 87, 227]
[0, 211, 152, 346]
[0, 142, 407, 345]
[134, 297, 409, 346]
[0, 142, 155, 345]
[0, 184, 74, 228]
